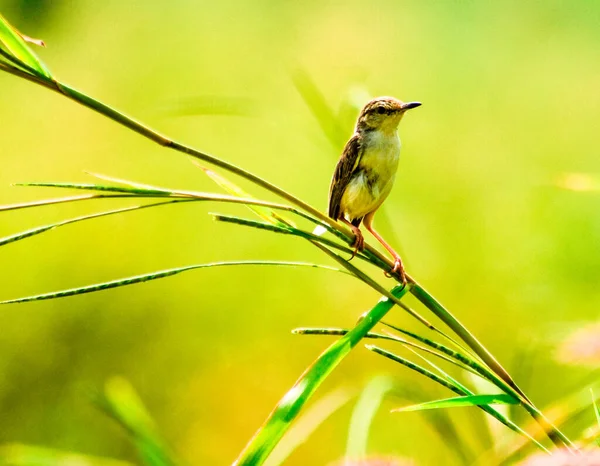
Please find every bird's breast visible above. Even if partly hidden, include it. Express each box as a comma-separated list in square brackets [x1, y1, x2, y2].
[340, 132, 401, 220]
[358, 132, 401, 192]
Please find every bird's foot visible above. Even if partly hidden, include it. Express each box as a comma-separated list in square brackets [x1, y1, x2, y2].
[349, 227, 364, 261]
[384, 257, 407, 285]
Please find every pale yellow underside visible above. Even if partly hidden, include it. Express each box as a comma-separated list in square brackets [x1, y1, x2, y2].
[340, 130, 401, 220]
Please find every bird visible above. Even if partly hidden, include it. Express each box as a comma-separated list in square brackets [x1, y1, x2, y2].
[328, 96, 421, 282]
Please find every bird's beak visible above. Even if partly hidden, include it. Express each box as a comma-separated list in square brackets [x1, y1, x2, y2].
[401, 101, 422, 111]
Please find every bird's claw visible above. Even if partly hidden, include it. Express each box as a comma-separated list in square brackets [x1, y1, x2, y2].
[349, 230, 364, 261]
[384, 259, 407, 284]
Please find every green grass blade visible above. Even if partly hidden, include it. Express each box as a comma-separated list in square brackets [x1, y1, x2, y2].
[367, 346, 467, 395]
[84, 171, 182, 192]
[381, 321, 495, 381]
[291, 68, 346, 149]
[233, 285, 411, 466]
[393, 394, 518, 412]
[197, 164, 295, 227]
[409, 283, 575, 450]
[0, 443, 134, 466]
[592, 389, 600, 446]
[0, 14, 52, 78]
[0, 193, 130, 212]
[213, 214, 442, 331]
[407, 347, 552, 453]
[15, 181, 175, 196]
[13, 181, 317, 216]
[369, 346, 550, 453]
[492, 383, 600, 464]
[295, 327, 482, 378]
[93, 377, 176, 466]
[346, 376, 394, 459]
[264, 387, 355, 466]
[0, 261, 344, 304]
[0, 201, 184, 248]
[212, 213, 364, 260]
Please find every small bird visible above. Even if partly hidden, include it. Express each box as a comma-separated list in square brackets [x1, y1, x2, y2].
[328, 96, 421, 281]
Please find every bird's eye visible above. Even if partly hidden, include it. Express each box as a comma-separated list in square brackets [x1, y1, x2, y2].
[377, 106, 386, 114]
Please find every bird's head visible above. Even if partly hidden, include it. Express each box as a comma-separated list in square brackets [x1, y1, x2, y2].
[356, 96, 421, 133]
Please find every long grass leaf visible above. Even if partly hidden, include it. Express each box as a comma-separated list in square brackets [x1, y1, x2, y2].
[367, 346, 466, 396]
[264, 387, 355, 466]
[0, 201, 184, 248]
[213, 213, 442, 332]
[233, 285, 411, 465]
[381, 321, 494, 381]
[0, 14, 51, 78]
[346, 376, 394, 459]
[291, 68, 345, 149]
[491, 383, 600, 464]
[84, 171, 170, 190]
[409, 283, 574, 450]
[196, 164, 295, 227]
[13, 182, 318, 216]
[369, 346, 550, 453]
[0, 261, 346, 304]
[15, 182, 175, 196]
[212, 213, 364, 259]
[592, 389, 600, 446]
[295, 327, 481, 378]
[393, 394, 518, 412]
[0, 193, 124, 212]
[93, 377, 176, 466]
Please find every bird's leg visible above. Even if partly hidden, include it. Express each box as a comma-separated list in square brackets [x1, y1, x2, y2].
[363, 213, 406, 283]
[340, 217, 364, 260]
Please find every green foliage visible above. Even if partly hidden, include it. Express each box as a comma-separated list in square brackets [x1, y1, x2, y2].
[392, 394, 518, 412]
[1, 6, 599, 466]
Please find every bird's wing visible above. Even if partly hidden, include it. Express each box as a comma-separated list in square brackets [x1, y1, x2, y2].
[328, 133, 363, 220]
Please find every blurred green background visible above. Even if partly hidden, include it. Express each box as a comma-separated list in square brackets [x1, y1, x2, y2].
[1, 0, 599, 464]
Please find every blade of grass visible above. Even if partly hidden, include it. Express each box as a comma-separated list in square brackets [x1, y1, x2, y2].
[0, 193, 134, 212]
[233, 285, 411, 465]
[346, 376, 394, 459]
[0, 14, 51, 78]
[592, 389, 600, 446]
[407, 346, 552, 453]
[15, 181, 176, 196]
[212, 213, 368, 261]
[0, 261, 347, 304]
[93, 377, 175, 466]
[393, 394, 518, 412]
[291, 68, 346, 149]
[368, 345, 467, 396]
[195, 163, 295, 227]
[295, 327, 483, 379]
[410, 283, 574, 450]
[13, 181, 337, 227]
[264, 387, 355, 466]
[212, 213, 445, 332]
[0, 200, 187, 248]
[368, 346, 550, 454]
[381, 322, 497, 383]
[485, 383, 600, 464]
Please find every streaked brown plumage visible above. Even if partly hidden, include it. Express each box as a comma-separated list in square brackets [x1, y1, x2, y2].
[328, 96, 421, 281]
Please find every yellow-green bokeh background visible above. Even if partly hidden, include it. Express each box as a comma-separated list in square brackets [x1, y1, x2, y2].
[1, 0, 599, 464]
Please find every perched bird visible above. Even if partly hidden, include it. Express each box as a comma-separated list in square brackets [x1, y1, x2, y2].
[328, 96, 421, 281]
